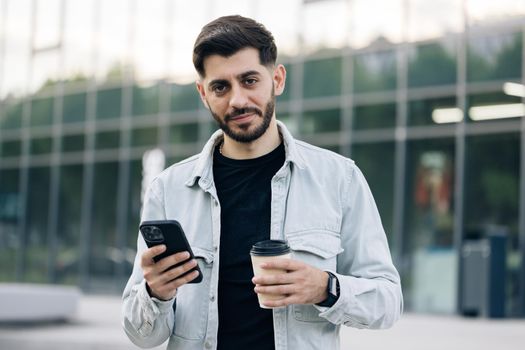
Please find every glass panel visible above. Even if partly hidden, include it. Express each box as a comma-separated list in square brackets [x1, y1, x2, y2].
[1, 140, 22, 157]
[89, 161, 119, 292]
[169, 123, 199, 144]
[408, 0, 463, 42]
[131, 127, 158, 147]
[408, 96, 457, 126]
[24, 166, 51, 282]
[404, 138, 456, 313]
[55, 164, 83, 285]
[1, 99, 24, 129]
[351, 142, 395, 244]
[62, 134, 85, 152]
[30, 97, 54, 126]
[95, 130, 120, 149]
[301, 108, 341, 135]
[30, 137, 53, 155]
[353, 50, 397, 93]
[278, 61, 294, 102]
[31, 51, 59, 95]
[96, 87, 122, 119]
[467, 0, 525, 24]
[170, 83, 200, 112]
[467, 32, 522, 82]
[354, 103, 396, 130]
[0, 169, 20, 281]
[303, 56, 342, 98]
[302, 0, 349, 51]
[467, 92, 521, 123]
[34, 0, 61, 49]
[352, 0, 403, 48]
[465, 133, 520, 316]
[63, 92, 87, 124]
[408, 40, 457, 88]
[127, 160, 142, 249]
[133, 84, 160, 116]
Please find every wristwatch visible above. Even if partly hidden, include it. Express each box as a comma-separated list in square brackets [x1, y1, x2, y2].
[316, 271, 340, 307]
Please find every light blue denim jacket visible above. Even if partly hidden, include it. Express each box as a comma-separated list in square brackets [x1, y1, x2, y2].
[122, 121, 403, 350]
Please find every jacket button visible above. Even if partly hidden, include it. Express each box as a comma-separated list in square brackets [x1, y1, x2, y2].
[210, 295, 215, 302]
[205, 340, 213, 349]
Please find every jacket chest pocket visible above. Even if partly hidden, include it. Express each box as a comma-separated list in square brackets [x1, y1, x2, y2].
[173, 247, 214, 340]
[285, 230, 343, 323]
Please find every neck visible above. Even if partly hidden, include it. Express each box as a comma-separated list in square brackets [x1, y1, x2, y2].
[220, 118, 281, 160]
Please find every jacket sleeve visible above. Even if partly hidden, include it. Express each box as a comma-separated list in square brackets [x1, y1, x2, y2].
[317, 162, 403, 329]
[121, 178, 175, 348]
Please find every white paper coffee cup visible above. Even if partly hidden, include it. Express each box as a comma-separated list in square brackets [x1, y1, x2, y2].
[250, 240, 291, 309]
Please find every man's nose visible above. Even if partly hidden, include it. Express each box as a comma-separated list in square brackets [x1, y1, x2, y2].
[229, 84, 249, 109]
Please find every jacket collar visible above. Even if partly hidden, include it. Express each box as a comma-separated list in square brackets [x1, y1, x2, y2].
[184, 120, 306, 189]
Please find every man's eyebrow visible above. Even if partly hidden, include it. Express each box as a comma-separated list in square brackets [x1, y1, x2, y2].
[237, 70, 261, 80]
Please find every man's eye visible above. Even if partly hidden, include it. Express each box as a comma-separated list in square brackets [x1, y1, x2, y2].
[213, 85, 227, 93]
[245, 78, 257, 85]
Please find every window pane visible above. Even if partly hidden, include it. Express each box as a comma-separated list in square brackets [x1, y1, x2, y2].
[303, 56, 342, 98]
[1, 140, 22, 157]
[131, 127, 158, 147]
[408, 96, 457, 126]
[96, 87, 122, 120]
[0, 169, 20, 281]
[404, 138, 456, 314]
[133, 84, 160, 116]
[62, 134, 85, 152]
[465, 133, 520, 316]
[24, 166, 51, 282]
[408, 0, 463, 42]
[31, 97, 54, 126]
[351, 142, 395, 244]
[127, 160, 142, 249]
[352, 0, 403, 48]
[1, 99, 24, 129]
[353, 50, 397, 93]
[55, 164, 84, 285]
[63, 92, 87, 124]
[169, 123, 199, 144]
[30, 137, 53, 155]
[408, 40, 457, 87]
[302, 0, 349, 51]
[95, 131, 120, 149]
[467, 32, 522, 82]
[90, 161, 119, 292]
[278, 60, 294, 102]
[467, 92, 521, 124]
[170, 83, 200, 112]
[354, 103, 396, 130]
[301, 108, 341, 135]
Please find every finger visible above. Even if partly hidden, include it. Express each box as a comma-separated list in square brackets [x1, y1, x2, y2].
[252, 272, 292, 286]
[165, 270, 200, 290]
[156, 251, 191, 272]
[161, 259, 198, 283]
[141, 245, 166, 267]
[254, 284, 294, 296]
[260, 295, 297, 308]
[260, 258, 301, 271]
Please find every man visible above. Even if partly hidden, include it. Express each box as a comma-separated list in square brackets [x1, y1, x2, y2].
[122, 15, 402, 350]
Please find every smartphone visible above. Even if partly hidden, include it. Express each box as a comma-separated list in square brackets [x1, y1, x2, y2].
[139, 219, 202, 283]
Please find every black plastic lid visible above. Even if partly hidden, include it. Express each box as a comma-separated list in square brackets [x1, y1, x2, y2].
[250, 240, 290, 256]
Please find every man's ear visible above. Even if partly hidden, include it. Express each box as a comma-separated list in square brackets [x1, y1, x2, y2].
[273, 64, 286, 97]
[195, 80, 209, 109]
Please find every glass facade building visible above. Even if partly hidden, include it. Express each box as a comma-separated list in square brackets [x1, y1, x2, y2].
[1, 0, 524, 316]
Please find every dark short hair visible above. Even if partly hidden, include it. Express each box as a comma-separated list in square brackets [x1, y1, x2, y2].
[193, 15, 277, 77]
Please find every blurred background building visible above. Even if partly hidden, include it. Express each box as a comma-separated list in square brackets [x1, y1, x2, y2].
[0, 0, 524, 318]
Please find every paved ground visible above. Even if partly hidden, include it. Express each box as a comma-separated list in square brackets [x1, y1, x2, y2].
[0, 295, 524, 350]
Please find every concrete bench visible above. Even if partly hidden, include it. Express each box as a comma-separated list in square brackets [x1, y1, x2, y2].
[0, 283, 81, 322]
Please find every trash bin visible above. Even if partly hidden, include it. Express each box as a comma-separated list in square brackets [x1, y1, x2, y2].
[460, 228, 507, 318]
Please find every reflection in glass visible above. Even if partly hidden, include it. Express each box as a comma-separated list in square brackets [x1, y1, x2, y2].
[465, 133, 520, 316]
[354, 103, 396, 130]
[63, 92, 87, 123]
[302, 0, 348, 51]
[169, 123, 199, 144]
[0, 169, 20, 281]
[95, 131, 120, 150]
[303, 56, 342, 98]
[170, 83, 200, 112]
[24, 166, 51, 282]
[467, 92, 521, 123]
[354, 50, 396, 93]
[408, 41, 456, 87]
[351, 142, 395, 243]
[408, 0, 462, 42]
[30, 137, 53, 155]
[31, 97, 54, 126]
[404, 138, 456, 313]
[55, 165, 84, 285]
[1, 100, 24, 129]
[131, 127, 158, 147]
[62, 134, 85, 153]
[302, 108, 341, 135]
[96, 87, 122, 120]
[133, 84, 160, 117]
[467, 32, 522, 82]
[1, 140, 22, 157]
[408, 96, 457, 126]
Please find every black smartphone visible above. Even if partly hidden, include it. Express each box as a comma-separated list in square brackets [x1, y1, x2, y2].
[139, 219, 202, 283]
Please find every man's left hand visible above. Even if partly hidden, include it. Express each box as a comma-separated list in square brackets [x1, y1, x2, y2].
[252, 258, 329, 307]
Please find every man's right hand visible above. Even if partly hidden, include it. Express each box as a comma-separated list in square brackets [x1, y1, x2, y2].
[140, 245, 200, 301]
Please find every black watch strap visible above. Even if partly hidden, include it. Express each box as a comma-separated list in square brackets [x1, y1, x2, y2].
[316, 271, 340, 307]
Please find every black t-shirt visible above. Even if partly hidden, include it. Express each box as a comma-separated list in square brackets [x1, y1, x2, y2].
[213, 142, 285, 350]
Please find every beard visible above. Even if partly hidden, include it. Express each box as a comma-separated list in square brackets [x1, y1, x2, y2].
[209, 92, 275, 143]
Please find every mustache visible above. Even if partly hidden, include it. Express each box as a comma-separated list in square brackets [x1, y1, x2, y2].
[224, 107, 262, 121]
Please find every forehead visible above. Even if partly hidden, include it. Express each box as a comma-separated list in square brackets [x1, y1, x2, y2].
[202, 47, 269, 81]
